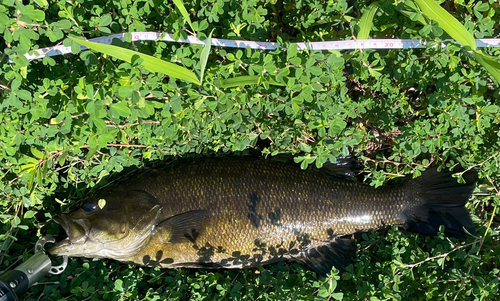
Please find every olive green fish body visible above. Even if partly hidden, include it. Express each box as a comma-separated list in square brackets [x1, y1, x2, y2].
[126, 160, 406, 266]
[50, 158, 476, 275]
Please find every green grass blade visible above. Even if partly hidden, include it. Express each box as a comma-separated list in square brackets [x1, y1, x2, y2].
[199, 29, 214, 85]
[69, 36, 200, 85]
[473, 50, 500, 86]
[414, 0, 476, 50]
[357, 2, 379, 40]
[221, 76, 259, 88]
[221, 76, 285, 88]
[172, 0, 194, 33]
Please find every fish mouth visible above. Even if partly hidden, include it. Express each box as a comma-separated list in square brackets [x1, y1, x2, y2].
[49, 215, 90, 255]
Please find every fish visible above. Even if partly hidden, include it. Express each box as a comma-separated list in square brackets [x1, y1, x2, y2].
[48, 157, 477, 275]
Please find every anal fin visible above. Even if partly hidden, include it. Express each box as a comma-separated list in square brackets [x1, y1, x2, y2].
[296, 238, 357, 276]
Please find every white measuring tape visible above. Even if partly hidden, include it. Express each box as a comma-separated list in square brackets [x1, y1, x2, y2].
[22, 32, 500, 61]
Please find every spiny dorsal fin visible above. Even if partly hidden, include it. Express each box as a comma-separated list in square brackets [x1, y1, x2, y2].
[156, 210, 210, 244]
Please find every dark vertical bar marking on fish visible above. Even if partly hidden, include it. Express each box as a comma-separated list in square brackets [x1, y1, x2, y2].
[247, 192, 263, 228]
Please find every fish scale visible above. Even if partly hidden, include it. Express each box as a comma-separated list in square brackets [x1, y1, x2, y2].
[50, 157, 477, 275]
[123, 159, 408, 265]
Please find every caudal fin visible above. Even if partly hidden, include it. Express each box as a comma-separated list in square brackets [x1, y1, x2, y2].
[402, 167, 477, 238]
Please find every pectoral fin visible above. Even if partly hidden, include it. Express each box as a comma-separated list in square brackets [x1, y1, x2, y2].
[156, 210, 210, 244]
[297, 238, 357, 276]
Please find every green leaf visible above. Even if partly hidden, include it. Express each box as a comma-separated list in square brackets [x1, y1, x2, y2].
[414, 0, 476, 50]
[483, 105, 499, 114]
[0, 13, 9, 26]
[124, 32, 132, 43]
[170, 96, 183, 113]
[474, 2, 489, 12]
[98, 134, 114, 148]
[172, 0, 194, 33]
[91, 117, 107, 131]
[287, 43, 298, 61]
[24, 210, 35, 219]
[69, 36, 200, 85]
[299, 143, 312, 153]
[114, 279, 123, 291]
[118, 86, 133, 98]
[357, 2, 379, 39]
[71, 40, 81, 54]
[57, 20, 72, 29]
[33, 0, 49, 8]
[99, 14, 112, 27]
[199, 29, 214, 84]
[85, 147, 97, 160]
[398, 10, 427, 25]
[30, 147, 44, 159]
[329, 119, 347, 135]
[57, 151, 67, 166]
[16, 90, 32, 101]
[98, 198, 106, 209]
[110, 102, 131, 118]
[472, 50, 500, 86]
[25, 8, 45, 21]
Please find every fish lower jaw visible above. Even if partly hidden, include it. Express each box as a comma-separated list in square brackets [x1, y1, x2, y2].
[48, 237, 102, 258]
[49, 237, 153, 260]
[48, 237, 72, 256]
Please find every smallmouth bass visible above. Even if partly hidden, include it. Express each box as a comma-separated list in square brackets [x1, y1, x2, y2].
[49, 158, 476, 275]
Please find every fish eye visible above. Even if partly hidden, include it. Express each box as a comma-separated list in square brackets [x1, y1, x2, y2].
[83, 203, 98, 212]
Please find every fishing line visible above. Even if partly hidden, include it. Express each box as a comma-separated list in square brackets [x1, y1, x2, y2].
[18, 32, 500, 61]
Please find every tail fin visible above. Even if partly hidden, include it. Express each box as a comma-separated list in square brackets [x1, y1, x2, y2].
[402, 167, 477, 238]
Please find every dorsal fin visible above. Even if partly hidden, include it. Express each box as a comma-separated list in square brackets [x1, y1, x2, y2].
[320, 156, 361, 178]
